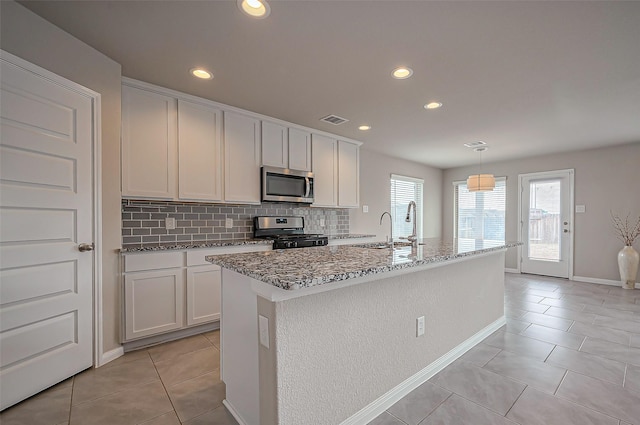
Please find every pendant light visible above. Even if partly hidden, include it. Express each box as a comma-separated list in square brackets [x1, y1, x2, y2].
[467, 147, 495, 192]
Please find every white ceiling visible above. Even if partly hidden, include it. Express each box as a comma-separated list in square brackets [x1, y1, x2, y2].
[20, 0, 640, 168]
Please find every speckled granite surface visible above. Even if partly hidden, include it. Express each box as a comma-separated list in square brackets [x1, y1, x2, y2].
[206, 238, 521, 290]
[120, 233, 376, 252]
[120, 239, 273, 253]
[327, 234, 376, 239]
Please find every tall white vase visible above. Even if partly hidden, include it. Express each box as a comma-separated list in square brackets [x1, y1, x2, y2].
[618, 245, 639, 289]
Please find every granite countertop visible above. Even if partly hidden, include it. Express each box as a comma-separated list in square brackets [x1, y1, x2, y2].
[206, 238, 521, 290]
[120, 239, 273, 253]
[327, 234, 376, 239]
[120, 233, 376, 253]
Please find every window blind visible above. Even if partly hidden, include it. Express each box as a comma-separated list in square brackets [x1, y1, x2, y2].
[454, 178, 506, 250]
[390, 174, 424, 239]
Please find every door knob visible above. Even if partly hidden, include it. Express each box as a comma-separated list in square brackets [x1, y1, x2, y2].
[78, 243, 94, 252]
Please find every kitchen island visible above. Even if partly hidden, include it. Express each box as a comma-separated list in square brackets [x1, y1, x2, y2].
[206, 239, 519, 425]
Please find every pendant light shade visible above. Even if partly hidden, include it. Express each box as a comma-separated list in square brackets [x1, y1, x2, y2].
[467, 146, 495, 192]
[467, 173, 496, 192]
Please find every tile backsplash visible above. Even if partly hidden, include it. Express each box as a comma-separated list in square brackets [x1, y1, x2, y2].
[121, 200, 350, 245]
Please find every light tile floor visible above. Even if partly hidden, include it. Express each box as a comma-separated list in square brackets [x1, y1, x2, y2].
[369, 273, 640, 425]
[2, 274, 639, 425]
[0, 330, 237, 425]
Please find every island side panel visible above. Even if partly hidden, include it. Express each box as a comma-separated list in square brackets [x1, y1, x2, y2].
[221, 269, 260, 425]
[269, 251, 505, 425]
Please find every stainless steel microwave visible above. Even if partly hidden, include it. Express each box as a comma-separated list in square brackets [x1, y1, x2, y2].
[261, 166, 314, 204]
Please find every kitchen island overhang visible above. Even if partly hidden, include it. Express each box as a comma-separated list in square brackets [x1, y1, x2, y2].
[207, 240, 520, 425]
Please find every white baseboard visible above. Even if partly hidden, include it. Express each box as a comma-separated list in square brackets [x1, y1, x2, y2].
[504, 268, 520, 274]
[572, 276, 639, 289]
[339, 316, 507, 425]
[98, 346, 124, 367]
[223, 399, 248, 425]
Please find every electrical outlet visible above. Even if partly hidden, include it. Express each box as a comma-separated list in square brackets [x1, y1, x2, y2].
[416, 316, 425, 337]
[165, 217, 176, 230]
[225, 218, 233, 229]
[362, 205, 369, 213]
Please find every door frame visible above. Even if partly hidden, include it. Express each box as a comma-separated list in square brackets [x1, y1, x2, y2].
[517, 169, 575, 279]
[1, 50, 104, 367]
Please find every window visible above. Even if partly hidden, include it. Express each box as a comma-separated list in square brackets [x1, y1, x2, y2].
[390, 174, 423, 239]
[454, 178, 506, 250]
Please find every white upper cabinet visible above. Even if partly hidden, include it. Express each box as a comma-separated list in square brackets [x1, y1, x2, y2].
[311, 134, 338, 207]
[261, 121, 288, 168]
[261, 123, 311, 172]
[121, 79, 358, 205]
[311, 136, 360, 208]
[337, 140, 359, 207]
[224, 111, 261, 204]
[177, 100, 223, 202]
[288, 128, 312, 171]
[122, 85, 177, 199]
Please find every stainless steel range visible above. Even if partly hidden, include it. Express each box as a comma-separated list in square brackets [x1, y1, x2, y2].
[253, 216, 328, 249]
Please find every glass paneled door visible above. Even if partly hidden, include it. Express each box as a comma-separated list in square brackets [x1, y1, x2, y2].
[520, 170, 574, 278]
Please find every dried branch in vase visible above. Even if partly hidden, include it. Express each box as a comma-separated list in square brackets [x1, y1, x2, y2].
[611, 212, 640, 246]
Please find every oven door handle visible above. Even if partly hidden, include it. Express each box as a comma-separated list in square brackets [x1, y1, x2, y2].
[304, 177, 310, 198]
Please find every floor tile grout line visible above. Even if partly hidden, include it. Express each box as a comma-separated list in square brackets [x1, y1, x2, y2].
[66, 375, 75, 425]
[502, 384, 527, 419]
[553, 371, 631, 424]
[150, 351, 181, 424]
[414, 391, 453, 425]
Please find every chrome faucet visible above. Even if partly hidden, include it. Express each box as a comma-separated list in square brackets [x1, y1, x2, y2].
[404, 201, 418, 244]
[379, 211, 394, 248]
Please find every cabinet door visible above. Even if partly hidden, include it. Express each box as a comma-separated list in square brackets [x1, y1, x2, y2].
[337, 140, 359, 207]
[224, 111, 261, 204]
[122, 85, 177, 199]
[261, 121, 288, 168]
[311, 134, 337, 207]
[178, 100, 222, 201]
[288, 128, 311, 171]
[124, 269, 184, 341]
[186, 265, 221, 326]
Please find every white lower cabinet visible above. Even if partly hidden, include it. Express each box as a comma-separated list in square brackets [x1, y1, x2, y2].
[122, 245, 270, 343]
[122, 251, 219, 342]
[124, 268, 185, 340]
[186, 265, 221, 326]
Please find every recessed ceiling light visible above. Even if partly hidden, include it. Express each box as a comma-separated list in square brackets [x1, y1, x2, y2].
[190, 68, 213, 80]
[424, 102, 443, 110]
[392, 67, 413, 79]
[237, 0, 271, 18]
[358, 125, 372, 131]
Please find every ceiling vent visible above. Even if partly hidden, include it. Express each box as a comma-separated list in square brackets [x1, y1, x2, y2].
[463, 141, 487, 148]
[320, 114, 349, 125]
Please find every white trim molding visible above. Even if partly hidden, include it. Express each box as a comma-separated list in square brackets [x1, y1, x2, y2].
[100, 347, 125, 366]
[505, 268, 520, 274]
[572, 276, 639, 289]
[339, 316, 506, 425]
[223, 400, 249, 425]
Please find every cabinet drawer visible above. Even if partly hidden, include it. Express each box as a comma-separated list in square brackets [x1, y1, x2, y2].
[124, 251, 184, 272]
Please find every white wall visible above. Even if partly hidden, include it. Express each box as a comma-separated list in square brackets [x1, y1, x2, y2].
[442, 142, 640, 282]
[1, 1, 123, 354]
[350, 148, 443, 239]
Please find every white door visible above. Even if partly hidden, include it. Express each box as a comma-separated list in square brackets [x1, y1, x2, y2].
[0, 53, 95, 409]
[520, 170, 574, 278]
